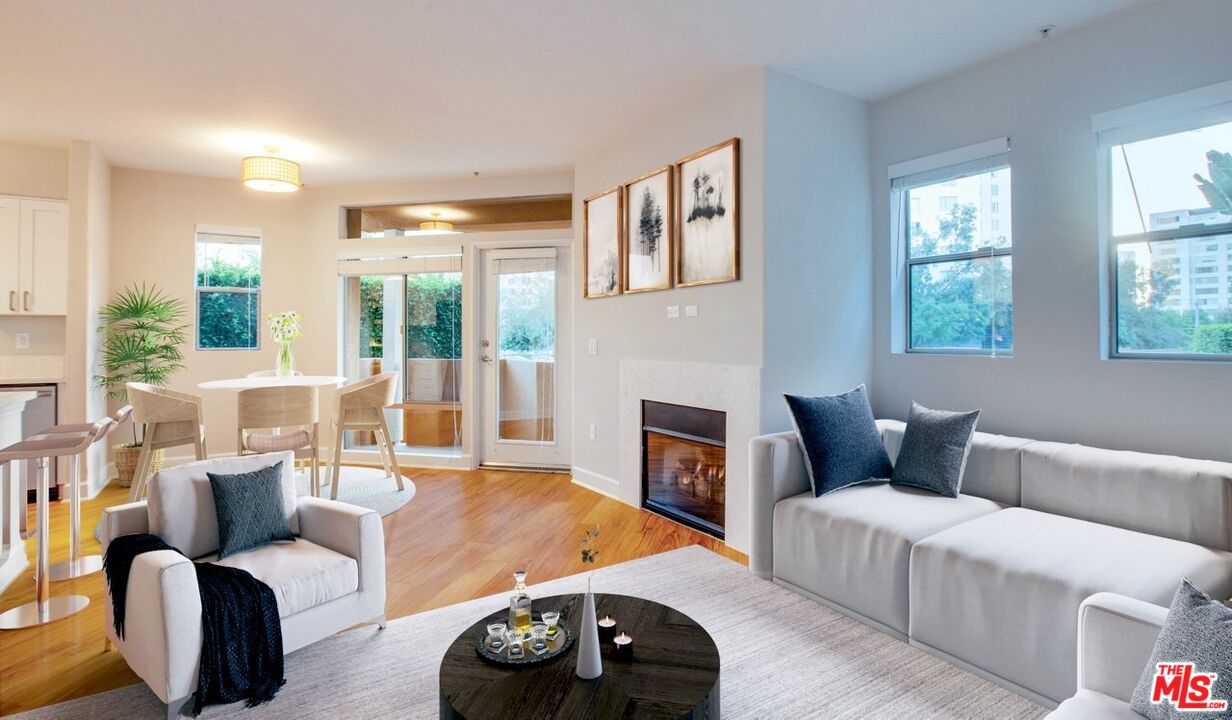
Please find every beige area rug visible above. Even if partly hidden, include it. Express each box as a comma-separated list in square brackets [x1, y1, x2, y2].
[5, 546, 1045, 720]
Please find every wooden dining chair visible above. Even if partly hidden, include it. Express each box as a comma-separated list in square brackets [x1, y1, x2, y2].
[237, 385, 321, 496]
[126, 383, 207, 502]
[330, 373, 403, 500]
[245, 369, 304, 378]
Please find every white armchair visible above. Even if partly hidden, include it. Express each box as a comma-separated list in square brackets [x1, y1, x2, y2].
[1046, 592, 1169, 719]
[100, 451, 386, 719]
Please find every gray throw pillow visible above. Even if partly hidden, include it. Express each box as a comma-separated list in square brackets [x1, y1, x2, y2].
[784, 385, 893, 498]
[207, 461, 295, 559]
[1130, 580, 1232, 719]
[889, 402, 980, 498]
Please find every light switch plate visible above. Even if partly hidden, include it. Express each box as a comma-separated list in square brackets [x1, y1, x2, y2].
[685, 305, 698, 318]
[15, 333, 30, 350]
[667, 305, 680, 319]
[589, 423, 597, 440]
[587, 339, 598, 355]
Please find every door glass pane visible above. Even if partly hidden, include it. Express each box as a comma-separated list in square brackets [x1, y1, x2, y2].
[342, 275, 403, 451]
[910, 255, 1012, 352]
[496, 265, 555, 442]
[1117, 234, 1232, 356]
[404, 271, 463, 452]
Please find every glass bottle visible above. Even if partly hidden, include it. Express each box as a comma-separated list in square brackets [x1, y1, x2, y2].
[509, 569, 532, 635]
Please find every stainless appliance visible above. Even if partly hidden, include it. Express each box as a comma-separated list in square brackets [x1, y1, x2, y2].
[2, 384, 58, 498]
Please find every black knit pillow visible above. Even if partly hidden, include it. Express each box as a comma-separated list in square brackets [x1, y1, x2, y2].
[207, 461, 295, 559]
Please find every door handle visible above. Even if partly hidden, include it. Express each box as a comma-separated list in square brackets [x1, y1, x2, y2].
[480, 354, 493, 364]
[23, 291, 30, 312]
[7, 291, 14, 312]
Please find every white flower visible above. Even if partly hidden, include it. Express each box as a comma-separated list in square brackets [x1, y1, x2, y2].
[268, 311, 303, 343]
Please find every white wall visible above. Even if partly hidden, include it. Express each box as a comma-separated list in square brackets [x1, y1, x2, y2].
[66, 140, 110, 491]
[0, 141, 67, 199]
[571, 70, 767, 485]
[868, 0, 1232, 460]
[762, 71, 872, 433]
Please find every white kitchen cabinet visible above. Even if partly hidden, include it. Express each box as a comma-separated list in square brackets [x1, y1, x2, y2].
[0, 196, 67, 316]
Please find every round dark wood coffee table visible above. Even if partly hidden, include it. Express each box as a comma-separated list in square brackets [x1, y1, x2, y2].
[439, 593, 720, 719]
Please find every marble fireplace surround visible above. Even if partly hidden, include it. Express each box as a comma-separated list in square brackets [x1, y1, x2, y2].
[619, 359, 761, 554]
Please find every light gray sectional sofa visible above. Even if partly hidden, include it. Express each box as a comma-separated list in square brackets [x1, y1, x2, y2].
[749, 419, 1232, 708]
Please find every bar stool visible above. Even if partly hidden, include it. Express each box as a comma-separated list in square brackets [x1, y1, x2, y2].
[0, 429, 99, 629]
[29, 410, 128, 581]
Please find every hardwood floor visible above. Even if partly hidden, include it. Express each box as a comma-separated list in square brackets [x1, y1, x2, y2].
[0, 466, 744, 715]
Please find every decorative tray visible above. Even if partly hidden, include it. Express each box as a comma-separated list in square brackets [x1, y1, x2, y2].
[475, 618, 574, 667]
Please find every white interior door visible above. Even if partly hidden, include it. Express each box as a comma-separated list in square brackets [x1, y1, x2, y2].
[480, 248, 570, 469]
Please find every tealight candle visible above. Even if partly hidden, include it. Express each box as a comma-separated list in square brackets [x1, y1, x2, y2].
[597, 615, 617, 643]
[613, 632, 633, 661]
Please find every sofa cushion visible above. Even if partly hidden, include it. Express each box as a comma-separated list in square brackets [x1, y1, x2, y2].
[204, 538, 358, 618]
[1048, 690, 1142, 720]
[785, 385, 892, 497]
[890, 402, 980, 498]
[880, 419, 1029, 506]
[909, 508, 1232, 704]
[1130, 579, 1232, 719]
[1021, 442, 1232, 551]
[148, 451, 298, 559]
[773, 482, 1003, 634]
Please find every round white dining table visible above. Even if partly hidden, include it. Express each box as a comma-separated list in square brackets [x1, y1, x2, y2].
[197, 375, 348, 391]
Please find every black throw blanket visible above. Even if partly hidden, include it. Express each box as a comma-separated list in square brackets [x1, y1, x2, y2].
[103, 533, 286, 716]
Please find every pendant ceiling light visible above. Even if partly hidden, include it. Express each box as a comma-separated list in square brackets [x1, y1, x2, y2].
[419, 212, 455, 233]
[241, 149, 302, 193]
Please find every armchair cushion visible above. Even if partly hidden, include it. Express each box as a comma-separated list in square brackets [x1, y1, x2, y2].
[148, 451, 298, 558]
[207, 461, 295, 558]
[203, 539, 358, 617]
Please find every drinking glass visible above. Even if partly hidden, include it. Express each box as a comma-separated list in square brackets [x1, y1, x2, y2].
[530, 623, 549, 655]
[507, 628, 526, 659]
[541, 611, 560, 638]
[486, 622, 507, 652]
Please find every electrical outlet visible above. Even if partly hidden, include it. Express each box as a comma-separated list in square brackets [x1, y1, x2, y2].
[14, 333, 30, 350]
[587, 338, 598, 355]
[667, 305, 680, 319]
[589, 423, 597, 441]
[685, 305, 698, 318]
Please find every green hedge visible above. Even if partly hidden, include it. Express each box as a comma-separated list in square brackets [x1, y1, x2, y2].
[1192, 324, 1232, 354]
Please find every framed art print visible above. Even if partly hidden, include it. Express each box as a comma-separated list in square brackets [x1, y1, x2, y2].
[676, 138, 739, 287]
[583, 186, 623, 298]
[623, 165, 673, 293]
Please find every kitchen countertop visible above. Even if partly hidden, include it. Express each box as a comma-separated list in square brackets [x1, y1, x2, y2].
[0, 355, 65, 384]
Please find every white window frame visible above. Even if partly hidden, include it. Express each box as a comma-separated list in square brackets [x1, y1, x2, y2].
[1094, 80, 1232, 362]
[194, 224, 262, 351]
[889, 138, 1012, 356]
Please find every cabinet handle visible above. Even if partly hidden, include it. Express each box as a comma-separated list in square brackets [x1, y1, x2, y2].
[7, 291, 14, 312]
[23, 291, 30, 312]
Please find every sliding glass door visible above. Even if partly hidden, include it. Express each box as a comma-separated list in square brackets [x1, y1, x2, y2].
[341, 255, 463, 456]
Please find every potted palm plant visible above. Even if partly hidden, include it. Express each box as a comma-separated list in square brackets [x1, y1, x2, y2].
[94, 284, 189, 486]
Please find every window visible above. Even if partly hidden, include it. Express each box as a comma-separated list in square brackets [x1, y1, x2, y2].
[990, 202, 1000, 213]
[1105, 117, 1232, 358]
[195, 226, 261, 349]
[892, 143, 1012, 355]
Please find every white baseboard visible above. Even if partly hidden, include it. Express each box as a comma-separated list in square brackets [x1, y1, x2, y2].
[571, 467, 630, 505]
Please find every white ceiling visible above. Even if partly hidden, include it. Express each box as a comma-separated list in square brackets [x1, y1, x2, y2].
[0, 0, 1154, 184]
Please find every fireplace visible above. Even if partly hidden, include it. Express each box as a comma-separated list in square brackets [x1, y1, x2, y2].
[641, 400, 726, 539]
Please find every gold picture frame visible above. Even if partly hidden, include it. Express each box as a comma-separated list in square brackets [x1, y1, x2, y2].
[582, 185, 623, 298]
[675, 138, 740, 288]
[622, 165, 674, 294]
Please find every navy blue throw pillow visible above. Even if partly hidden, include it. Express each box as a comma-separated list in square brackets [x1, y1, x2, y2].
[785, 385, 892, 498]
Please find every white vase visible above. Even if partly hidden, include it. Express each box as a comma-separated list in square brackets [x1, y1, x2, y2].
[575, 584, 602, 679]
